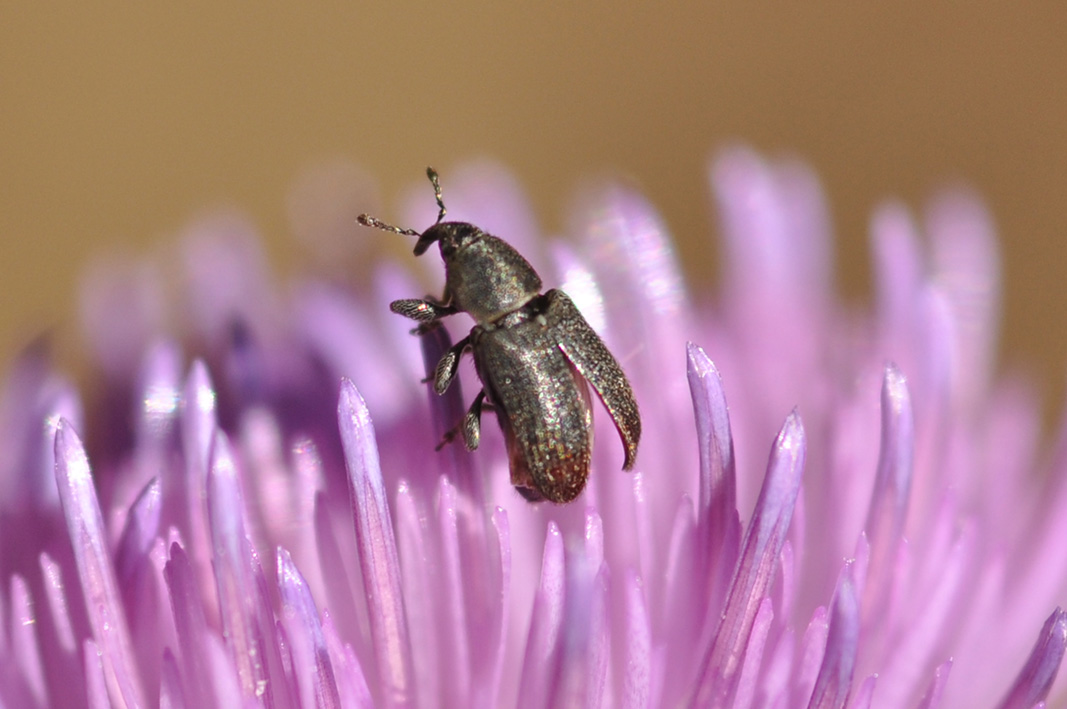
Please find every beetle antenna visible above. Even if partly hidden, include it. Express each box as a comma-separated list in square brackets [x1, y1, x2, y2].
[426, 167, 447, 223]
[356, 214, 421, 237]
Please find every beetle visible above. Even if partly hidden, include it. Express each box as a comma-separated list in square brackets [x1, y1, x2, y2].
[358, 168, 640, 502]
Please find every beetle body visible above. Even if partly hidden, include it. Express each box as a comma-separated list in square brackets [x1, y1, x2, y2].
[359, 168, 640, 503]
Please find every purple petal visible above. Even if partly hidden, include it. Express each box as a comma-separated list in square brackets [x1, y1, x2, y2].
[435, 476, 473, 704]
[863, 365, 914, 622]
[179, 360, 217, 576]
[485, 507, 512, 708]
[659, 497, 697, 653]
[393, 482, 439, 708]
[10, 575, 46, 706]
[622, 569, 651, 709]
[517, 522, 565, 707]
[997, 608, 1067, 709]
[916, 660, 952, 709]
[850, 676, 878, 709]
[585, 507, 604, 572]
[1, 362, 82, 514]
[322, 610, 374, 708]
[278, 547, 341, 709]
[693, 411, 806, 707]
[164, 542, 212, 707]
[54, 420, 146, 708]
[134, 340, 181, 453]
[39, 552, 77, 655]
[926, 189, 1000, 410]
[83, 638, 111, 709]
[794, 605, 829, 704]
[879, 521, 974, 705]
[586, 565, 610, 708]
[712, 147, 830, 322]
[553, 547, 602, 708]
[865, 366, 913, 545]
[338, 378, 414, 706]
[207, 430, 277, 703]
[203, 633, 243, 707]
[733, 597, 774, 709]
[552, 243, 606, 334]
[297, 281, 418, 425]
[807, 567, 860, 709]
[115, 476, 162, 586]
[686, 343, 739, 562]
[574, 181, 685, 322]
[159, 648, 186, 709]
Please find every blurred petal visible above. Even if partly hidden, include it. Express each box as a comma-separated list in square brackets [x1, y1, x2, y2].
[338, 378, 414, 706]
[55, 420, 146, 708]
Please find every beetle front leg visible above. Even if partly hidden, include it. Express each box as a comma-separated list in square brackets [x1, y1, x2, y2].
[436, 390, 489, 451]
[431, 335, 471, 394]
[390, 298, 458, 324]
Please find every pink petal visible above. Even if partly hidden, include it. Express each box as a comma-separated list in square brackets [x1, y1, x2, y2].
[338, 378, 414, 706]
[54, 420, 146, 708]
[693, 410, 806, 707]
[686, 343, 740, 567]
[207, 431, 272, 701]
[807, 567, 860, 709]
[517, 522, 565, 707]
[277, 547, 341, 709]
[622, 569, 651, 709]
[916, 660, 952, 709]
[997, 608, 1067, 709]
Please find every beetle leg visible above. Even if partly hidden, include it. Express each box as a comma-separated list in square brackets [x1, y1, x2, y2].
[390, 298, 458, 323]
[431, 335, 471, 394]
[435, 390, 487, 451]
[461, 391, 487, 450]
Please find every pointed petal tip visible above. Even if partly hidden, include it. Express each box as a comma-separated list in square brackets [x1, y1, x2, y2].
[53, 417, 84, 466]
[999, 607, 1067, 708]
[778, 409, 806, 454]
[686, 341, 717, 377]
[337, 377, 371, 428]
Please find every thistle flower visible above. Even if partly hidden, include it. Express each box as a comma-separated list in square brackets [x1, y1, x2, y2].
[1, 148, 1065, 708]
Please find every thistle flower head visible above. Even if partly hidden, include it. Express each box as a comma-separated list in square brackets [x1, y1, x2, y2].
[1, 149, 1065, 708]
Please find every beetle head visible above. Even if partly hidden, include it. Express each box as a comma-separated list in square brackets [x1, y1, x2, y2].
[414, 221, 482, 257]
[358, 167, 542, 323]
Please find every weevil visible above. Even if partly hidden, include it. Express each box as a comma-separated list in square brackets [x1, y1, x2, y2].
[358, 168, 640, 502]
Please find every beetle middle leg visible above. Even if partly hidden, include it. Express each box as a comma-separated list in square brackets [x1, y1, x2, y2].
[436, 390, 491, 451]
[426, 335, 470, 393]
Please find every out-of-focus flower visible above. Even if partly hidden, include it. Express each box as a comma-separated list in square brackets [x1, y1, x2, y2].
[1, 148, 1065, 708]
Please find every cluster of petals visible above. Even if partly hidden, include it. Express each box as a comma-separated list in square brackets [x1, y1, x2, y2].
[1, 147, 1065, 708]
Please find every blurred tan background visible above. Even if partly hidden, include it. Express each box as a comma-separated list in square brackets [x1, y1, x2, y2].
[3, 5, 1066, 420]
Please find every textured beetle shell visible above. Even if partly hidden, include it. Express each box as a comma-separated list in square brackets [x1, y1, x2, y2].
[473, 299, 595, 502]
[542, 290, 641, 470]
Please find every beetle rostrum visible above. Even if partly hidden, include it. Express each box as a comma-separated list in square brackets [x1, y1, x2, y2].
[358, 167, 641, 503]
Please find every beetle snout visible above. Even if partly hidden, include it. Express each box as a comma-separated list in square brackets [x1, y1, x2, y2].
[413, 233, 437, 256]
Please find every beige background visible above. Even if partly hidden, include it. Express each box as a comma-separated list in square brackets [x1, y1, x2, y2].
[3, 5, 1066, 421]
